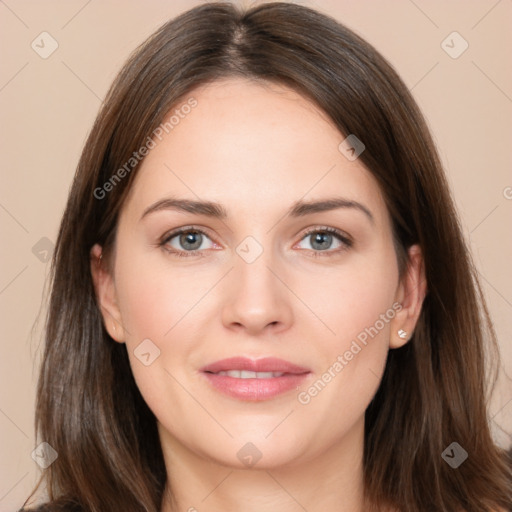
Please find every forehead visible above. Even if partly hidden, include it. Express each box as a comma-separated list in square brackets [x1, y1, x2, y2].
[121, 77, 389, 226]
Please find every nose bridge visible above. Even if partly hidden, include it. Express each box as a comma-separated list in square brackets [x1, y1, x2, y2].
[221, 231, 293, 333]
[233, 232, 281, 299]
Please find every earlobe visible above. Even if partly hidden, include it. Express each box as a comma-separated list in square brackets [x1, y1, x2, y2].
[390, 244, 427, 349]
[90, 243, 126, 343]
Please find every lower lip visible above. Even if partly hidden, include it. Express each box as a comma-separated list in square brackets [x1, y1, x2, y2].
[201, 372, 310, 401]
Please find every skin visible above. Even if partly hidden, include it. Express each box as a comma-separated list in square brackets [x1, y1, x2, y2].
[91, 77, 426, 512]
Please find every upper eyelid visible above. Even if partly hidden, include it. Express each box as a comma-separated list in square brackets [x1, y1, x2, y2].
[160, 225, 216, 244]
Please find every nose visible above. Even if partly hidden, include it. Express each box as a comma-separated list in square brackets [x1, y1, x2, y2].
[221, 245, 294, 336]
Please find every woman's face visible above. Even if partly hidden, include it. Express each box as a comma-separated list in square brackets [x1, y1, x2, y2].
[93, 77, 422, 470]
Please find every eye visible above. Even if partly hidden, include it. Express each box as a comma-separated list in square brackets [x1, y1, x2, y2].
[160, 227, 217, 257]
[295, 227, 352, 256]
[159, 225, 353, 259]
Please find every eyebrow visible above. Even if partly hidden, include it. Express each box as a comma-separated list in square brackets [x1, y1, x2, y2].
[140, 196, 374, 224]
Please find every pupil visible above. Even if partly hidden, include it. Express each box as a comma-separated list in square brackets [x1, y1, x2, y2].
[312, 232, 331, 250]
[181, 232, 202, 250]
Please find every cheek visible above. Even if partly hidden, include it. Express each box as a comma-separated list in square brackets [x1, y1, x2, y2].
[111, 242, 228, 388]
[293, 248, 398, 420]
[300, 247, 398, 351]
[114, 247, 205, 340]
[112, 250, 201, 418]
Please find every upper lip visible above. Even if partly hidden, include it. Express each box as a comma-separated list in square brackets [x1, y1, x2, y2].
[200, 357, 311, 375]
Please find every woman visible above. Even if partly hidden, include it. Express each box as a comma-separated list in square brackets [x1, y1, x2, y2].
[21, 2, 511, 511]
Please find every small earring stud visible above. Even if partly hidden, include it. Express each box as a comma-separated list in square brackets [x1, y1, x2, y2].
[398, 329, 407, 339]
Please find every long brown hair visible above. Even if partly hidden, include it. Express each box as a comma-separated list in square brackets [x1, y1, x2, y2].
[24, 2, 511, 511]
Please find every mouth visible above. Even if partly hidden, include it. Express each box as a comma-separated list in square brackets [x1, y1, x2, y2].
[210, 370, 287, 378]
[200, 357, 311, 401]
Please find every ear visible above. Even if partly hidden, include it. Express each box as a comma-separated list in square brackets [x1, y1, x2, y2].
[389, 244, 427, 349]
[90, 243, 126, 343]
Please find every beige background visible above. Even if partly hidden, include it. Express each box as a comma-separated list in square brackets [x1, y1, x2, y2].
[1, 0, 511, 509]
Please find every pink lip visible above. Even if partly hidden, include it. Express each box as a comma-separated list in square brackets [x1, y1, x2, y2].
[200, 356, 310, 374]
[200, 357, 311, 401]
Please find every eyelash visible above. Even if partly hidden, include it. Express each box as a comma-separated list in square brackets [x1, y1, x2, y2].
[158, 225, 353, 259]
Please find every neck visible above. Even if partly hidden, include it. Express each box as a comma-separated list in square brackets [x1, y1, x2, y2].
[159, 417, 367, 512]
